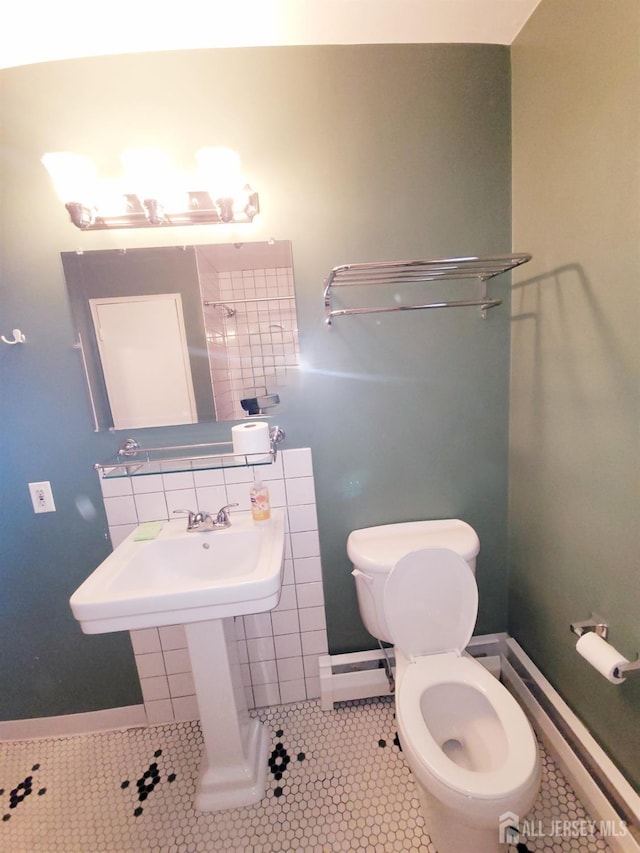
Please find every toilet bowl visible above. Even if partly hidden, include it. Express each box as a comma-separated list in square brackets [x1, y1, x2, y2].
[347, 521, 541, 853]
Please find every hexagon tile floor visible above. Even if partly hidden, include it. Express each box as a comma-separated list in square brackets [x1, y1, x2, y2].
[0, 697, 613, 853]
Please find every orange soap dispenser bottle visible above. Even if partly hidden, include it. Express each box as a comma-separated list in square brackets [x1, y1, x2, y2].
[250, 470, 271, 523]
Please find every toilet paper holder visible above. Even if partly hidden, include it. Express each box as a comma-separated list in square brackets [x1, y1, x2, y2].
[570, 614, 609, 640]
[571, 615, 640, 678]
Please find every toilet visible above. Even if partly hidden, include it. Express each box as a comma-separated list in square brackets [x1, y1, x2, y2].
[348, 519, 541, 853]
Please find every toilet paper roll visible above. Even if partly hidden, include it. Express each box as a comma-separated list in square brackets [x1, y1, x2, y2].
[575, 631, 628, 684]
[232, 421, 271, 464]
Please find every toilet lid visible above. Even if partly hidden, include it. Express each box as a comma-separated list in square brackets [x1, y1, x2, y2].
[383, 548, 478, 659]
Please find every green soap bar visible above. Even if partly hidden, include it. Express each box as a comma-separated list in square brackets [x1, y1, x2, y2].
[134, 521, 164, 541]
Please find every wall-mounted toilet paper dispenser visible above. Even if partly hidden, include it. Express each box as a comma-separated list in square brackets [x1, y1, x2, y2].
[571, 615, 640, 681]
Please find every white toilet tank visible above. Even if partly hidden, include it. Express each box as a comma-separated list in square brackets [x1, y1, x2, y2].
[347, 519, 480, 644]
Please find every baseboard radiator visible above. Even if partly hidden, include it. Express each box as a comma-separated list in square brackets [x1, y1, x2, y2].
[318, 634, 640, 853]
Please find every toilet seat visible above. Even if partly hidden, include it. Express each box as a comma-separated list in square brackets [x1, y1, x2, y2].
[395, 652, 539, 801]
[384, 548, 478, 660]
[385, 548, 539, 804]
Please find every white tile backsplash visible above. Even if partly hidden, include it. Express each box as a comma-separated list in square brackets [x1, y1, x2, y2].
[99, 447, 328, 723]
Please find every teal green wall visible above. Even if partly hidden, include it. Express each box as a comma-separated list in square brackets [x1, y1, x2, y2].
[0, 44, 512, 719]
[510, 1, 640, 789]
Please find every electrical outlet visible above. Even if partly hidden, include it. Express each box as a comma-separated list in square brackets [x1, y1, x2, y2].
[28, 481, 56, 514]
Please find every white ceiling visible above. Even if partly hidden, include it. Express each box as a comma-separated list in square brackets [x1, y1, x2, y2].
[1, 0, 542, 71]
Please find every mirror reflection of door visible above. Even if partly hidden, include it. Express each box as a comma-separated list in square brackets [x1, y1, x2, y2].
[89, 294, 197, 429]
[62, 241, 299, 430]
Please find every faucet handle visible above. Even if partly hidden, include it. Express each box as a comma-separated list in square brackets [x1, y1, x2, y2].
[173, 509, 197, 528]
[216, 503, 239, 525]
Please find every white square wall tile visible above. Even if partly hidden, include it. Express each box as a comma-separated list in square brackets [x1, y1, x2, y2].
[100, 476, 133, 498]
[171, 694, 200, 721]
[261, 455, 284, 480]
[279, 679, 307, 703]
[144, 698, 175, 724]
[296, 581, 324, 608]
[134, 491, 168, 522]
[194, 484, 228, 510]
[253, 682, 281, 708]
[140, 675, 170, 702]
[225, 482, 252, 510]
[282, 558, 295, 585]
[303, 654, 321, 678]
[236, 639, 249, 664]
[288, 503, 319, 533]
[301, 629, 328, 656]
[104, 495, 137, 526]
[247, 636, 276, 662]
[250, 659, 278, 685]
[305, 676, 321, 699]
[110, 524, 136, 548]
[243, 612, 273, 638]
[265, 479, 287, 508]
[162, 471, 195, 491]
[299, 606, 327, 633]
[282, 447, 313, 478]
[193, 468, 225, 487]
[163, 647, 191, 674]
[285, 477, 316, 506]
[130, 628, 161, 655]
[293, 556, 323, 584]
[233, 616, 246, 640]
[135, 652, 166, 679]
[223, 466, 254, 485]
[164, 489, 198, 516]
[131, 474, 164, 494]
[159, 624, 187, 650]
[274, 633, 303, 659]
[276, 656, 304, 682]
[274, 584, 297, 611]
[168, 671, 196, 697]
[271, 609, 300, 636]
[291, 530, 321, 559]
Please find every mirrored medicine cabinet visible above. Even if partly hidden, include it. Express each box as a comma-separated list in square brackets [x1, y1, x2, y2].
[61, 240, 300, 431]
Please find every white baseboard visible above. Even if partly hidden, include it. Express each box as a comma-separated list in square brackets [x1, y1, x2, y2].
[318, 632, 507, 711]
[503, 639, 639, 853]
[0, 704, 147, 741]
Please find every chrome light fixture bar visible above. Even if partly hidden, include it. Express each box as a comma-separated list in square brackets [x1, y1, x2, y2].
[42, 148, 260, 231]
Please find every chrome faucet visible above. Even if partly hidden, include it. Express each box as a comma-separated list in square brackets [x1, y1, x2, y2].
[173, 503, 239, 532]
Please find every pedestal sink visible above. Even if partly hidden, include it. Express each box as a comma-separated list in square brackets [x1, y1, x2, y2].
[70, 509, 285, 811]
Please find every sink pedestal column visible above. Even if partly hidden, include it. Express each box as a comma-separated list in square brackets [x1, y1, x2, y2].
[185, 617, 269, 811]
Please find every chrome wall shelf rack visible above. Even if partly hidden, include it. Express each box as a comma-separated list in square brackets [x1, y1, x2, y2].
[95, 427, 285, 479]
[323, 253, 531, 326]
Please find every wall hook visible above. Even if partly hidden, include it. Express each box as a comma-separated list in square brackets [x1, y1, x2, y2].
[1, 328, 25, 345]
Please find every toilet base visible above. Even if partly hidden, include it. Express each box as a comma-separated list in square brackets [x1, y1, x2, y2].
[416, 785, 505, 853]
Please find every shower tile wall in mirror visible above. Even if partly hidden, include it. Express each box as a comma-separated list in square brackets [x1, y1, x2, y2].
[61, 240, 299, 430]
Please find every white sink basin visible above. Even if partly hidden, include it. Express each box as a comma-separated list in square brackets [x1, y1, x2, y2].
[70, 509, 285, 633]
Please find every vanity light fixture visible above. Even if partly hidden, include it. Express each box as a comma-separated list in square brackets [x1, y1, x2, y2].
[41, 147, 260, 231]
